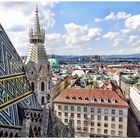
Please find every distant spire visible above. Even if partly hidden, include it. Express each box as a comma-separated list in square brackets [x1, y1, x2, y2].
[35, 4, 38, 13]
[33, 4, 41, 35]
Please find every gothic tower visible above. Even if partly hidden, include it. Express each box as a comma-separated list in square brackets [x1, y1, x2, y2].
[25, 6, 50, 106]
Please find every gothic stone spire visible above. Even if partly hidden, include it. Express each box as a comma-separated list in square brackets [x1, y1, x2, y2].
[26, 5, 48, 65]
[29, 5, 45, 44]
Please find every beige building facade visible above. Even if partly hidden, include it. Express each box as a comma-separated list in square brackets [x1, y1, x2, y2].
[53, 88, 128, 137]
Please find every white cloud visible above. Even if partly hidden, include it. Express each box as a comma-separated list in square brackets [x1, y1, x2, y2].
[103, 31, 123, 47]
[103, 32, 119, 40]
[128, 35, 139, 44]
[0, 2, 56, 56]
[64, 23, 102, 45]
[112, 38, 123, 47]
[115, 46, 140, 55]
[121, 29, 130, 34]
[128, 35, 140, 46]
[125, 14, 140, 32]
[46, 33, 61, 41]
[105, 11, 131, 20]
[94, 18, 102, 23]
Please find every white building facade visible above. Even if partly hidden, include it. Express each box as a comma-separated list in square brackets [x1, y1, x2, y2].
[53, 88, 128, 137]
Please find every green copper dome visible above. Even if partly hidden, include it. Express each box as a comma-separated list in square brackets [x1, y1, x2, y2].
[48, 58, 60, 68]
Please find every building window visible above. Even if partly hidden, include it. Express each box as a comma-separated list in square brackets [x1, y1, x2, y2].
[91, 121, 94, 126]
[41, 96, 45, 105]
[104, 123, 108, 128]
[77, 126, 81, 131]
[84, 121, 88, 126]
[119, 110, 123, 115]
[84, 114, 87, 119]
[118, 131, 123, 136]
[71, 113, 74, 118]
[91, 128, 94, 133]
[83, 107, 87, 112]
[104, 116, 108, 121]
[83, 127, 88, 132]
[97, 115, 101, 121]
[111, 123, 115, 129]
[71, 106, 74, 111]
[64, 106, 68, 111]
[97, 122, 101, 127]
[104, 129, 108, 134]
[104, 109, 108, 114]
[58, 112, 62, 117]
[119, 124, 123, 129]
[91, 115, 94, 120]
[111, 130, 115, 135]
[77, 107, 81, 112]
[119, 117, 123, 122]
[65, 112, 68, 117]
[31, 82, 34, 91]
[91, 108, 94, 113]
[65, 119, 68, 123]
[111, 117, 115, 122]
[77, 120, 81, 125]
[97, 129, 101, 134]
[41, 82, 45, 91]
[55, 111, 57, 115]
[58, 105, 61, 110]
[77, 114, 81, 118]
[112, 109, 115, 115]
[97, 108, 101, 113]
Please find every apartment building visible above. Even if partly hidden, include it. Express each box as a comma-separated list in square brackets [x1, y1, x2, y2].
[53, 88, 128, 137]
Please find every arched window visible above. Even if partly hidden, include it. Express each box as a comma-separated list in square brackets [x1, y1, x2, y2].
[14, 133, 18, 137]
[9, 132, 13, 137]
[41, 96, 45, 105]
[31, 82, 34, 91]
[41, 82, 45, 91]
[0, 131, 3, 137]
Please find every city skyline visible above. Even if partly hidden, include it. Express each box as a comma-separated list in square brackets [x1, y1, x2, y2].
[0, 1, 140, 56]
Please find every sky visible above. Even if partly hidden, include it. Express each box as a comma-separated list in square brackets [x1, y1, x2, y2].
[1, 1, 140, 56]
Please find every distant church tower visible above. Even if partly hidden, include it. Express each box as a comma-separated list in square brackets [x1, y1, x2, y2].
[25, 5, 50, 106]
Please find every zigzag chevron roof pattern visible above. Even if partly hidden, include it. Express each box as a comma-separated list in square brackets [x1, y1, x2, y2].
[0, 24, 41, 126]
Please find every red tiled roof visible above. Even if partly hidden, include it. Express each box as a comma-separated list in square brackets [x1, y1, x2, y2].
[53, 88, 128, 107]
[105, 68, 118, 73]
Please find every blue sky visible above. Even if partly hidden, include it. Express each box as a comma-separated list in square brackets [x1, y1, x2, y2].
[51, 2, 140, 33]
[0, 1, 140, 56]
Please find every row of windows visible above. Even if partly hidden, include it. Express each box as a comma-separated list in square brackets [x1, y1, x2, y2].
[58, 105, 124, 115]
[31, 82, 45, 91]
[58, 111, 123, 122]
[64, 118, 123, 129]
[76, 127, 123, 136]
[75, 119, 123, 127]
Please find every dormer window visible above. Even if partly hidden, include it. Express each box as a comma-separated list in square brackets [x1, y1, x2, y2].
[85, 97, 89, 100]
[72, 96, 76, 100]
[66, 96, 70, 99]
[78, 97, 82, 100]
[111, 99, 116, 103]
